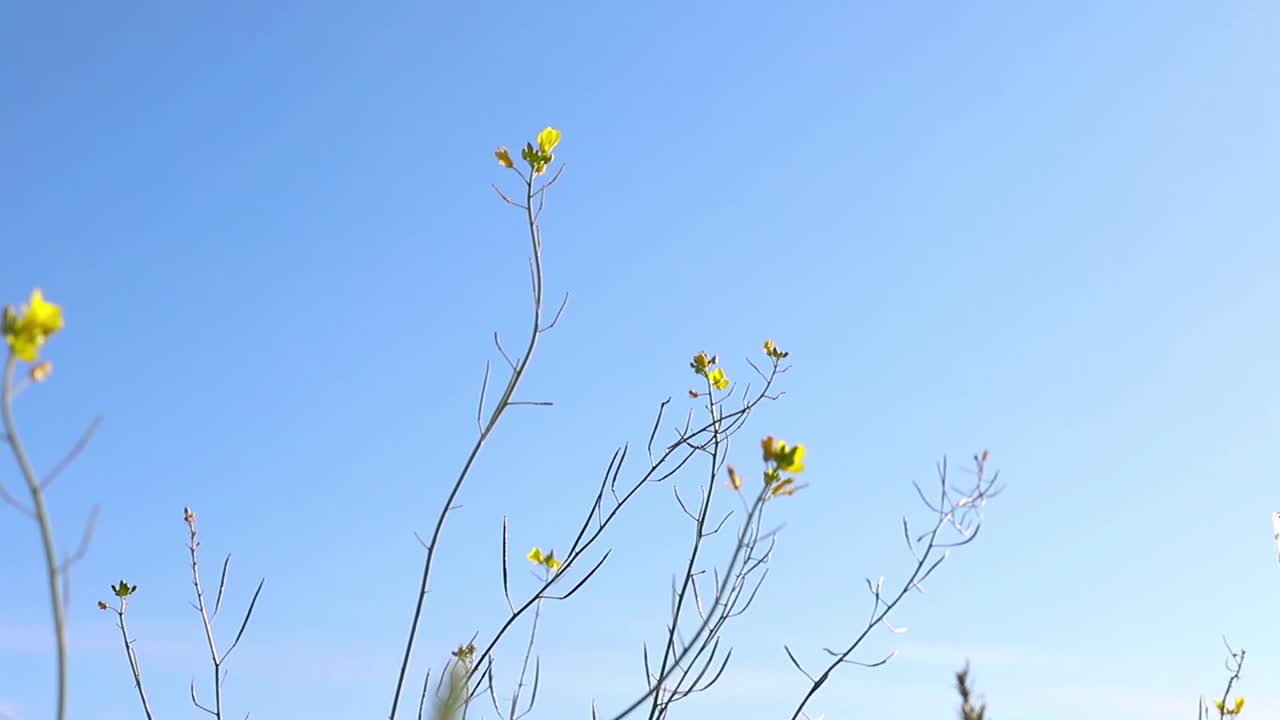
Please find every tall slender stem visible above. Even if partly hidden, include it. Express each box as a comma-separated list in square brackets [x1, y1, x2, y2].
[508, 598, 543, 720]
[2, 353, 68, 720]
[116, 599, 156, 720]
[189, 522, 224, 719]
[648, 377, 720, 720]
[389, 172, 547, 720]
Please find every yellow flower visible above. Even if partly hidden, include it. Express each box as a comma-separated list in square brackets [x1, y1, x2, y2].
[690, 351, 714, 374]
[527, 546, 561, 572]
[1233, 697, 1245, 714]
[537, 127, 561, 156]
[762, 436, 806, 472]
[451, 642, 476, 665]
[727, 465, 743, 491]
[763, 339, 789, 361]
[495, 146, 514, 168]
[706, 367, 729, 391]
[775, 443, 806, 473]
[3, 289, 64, 362]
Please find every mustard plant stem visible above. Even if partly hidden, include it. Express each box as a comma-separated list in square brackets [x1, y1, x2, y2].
[389, 171, 547, 720]
[2, 353, 68, 720]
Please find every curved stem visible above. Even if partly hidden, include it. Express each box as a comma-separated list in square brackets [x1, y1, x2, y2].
[389, 172, 547, 720]
[3, 353, 67, 720]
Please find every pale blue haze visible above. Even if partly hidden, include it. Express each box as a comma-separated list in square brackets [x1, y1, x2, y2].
[1, 2, 1278, 719]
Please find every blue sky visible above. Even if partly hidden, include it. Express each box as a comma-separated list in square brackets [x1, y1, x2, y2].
[1, 2, 1278, 719]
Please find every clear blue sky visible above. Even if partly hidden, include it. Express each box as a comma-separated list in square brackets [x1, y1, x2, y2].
[2, 2, 1278, 719]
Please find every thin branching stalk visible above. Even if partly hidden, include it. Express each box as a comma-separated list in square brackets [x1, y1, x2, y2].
[2, 353, 68, 720]
[507, 598, 543, 720]
[605, 485, 772, 720]
[112, 596, 155, 720]
[786, 456, 998, 720]
[186, 509, 264, 720]
[465, 365, 784, 698]
[1202, 638, 1246, 720]
[648, 375, 723, 720]
[389, 166, 555, 720]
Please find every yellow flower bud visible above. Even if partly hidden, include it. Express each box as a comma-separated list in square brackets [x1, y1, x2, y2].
[29, 361, 53, 383]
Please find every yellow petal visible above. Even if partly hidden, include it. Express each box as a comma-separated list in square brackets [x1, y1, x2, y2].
[707, 367, 729, 390]
[495, 146, 514, 168]
[537, 127, 561, 155]
[21, 289, 63, 335]
[727, 466, 743, 491]
[778, 444, 807, 473]
[6, 333, 40, 362]
[527, 547, 544, 564]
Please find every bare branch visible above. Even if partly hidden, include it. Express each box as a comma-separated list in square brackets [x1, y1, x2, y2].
[41, 416, 104, 490]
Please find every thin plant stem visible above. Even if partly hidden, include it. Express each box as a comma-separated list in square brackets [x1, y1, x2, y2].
[648, 375, 721, 720]
[2, 353, 68, 720]
[188, 517, 224, 719]
[115, 598, 156, 720]
[465, 367, 782, 693]
[389, 169, 550, 720]
[605, 488, 769, 720]
[508, 597, 543, 720]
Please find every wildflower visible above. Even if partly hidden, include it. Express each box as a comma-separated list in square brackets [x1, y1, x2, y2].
[706, 367, 729, 391]
[727, 465, 743, 491]
[451, 642, 476, 664]
[537, 127, 561, 156]
[111, 580, 137, 598]
[495, 146, 514, 168]
[690, 351, 729, 390]
[760, 435, 808, 498]
[1216, 697, 1245, 716]
[763, 339, 789, 361]
[762, 436, 806, 473]
[527, 546, 562, 573]
[775, 443, 806, 473]
[519, 126, 562, 175]
[3, 289, 63, 362]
